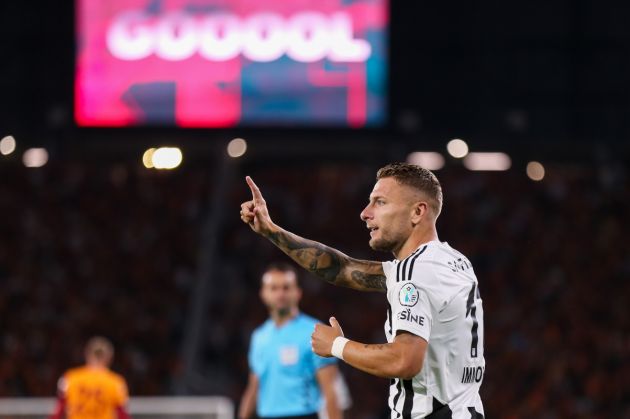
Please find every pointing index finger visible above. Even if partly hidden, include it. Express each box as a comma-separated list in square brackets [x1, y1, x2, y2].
[246, 176, 263, 202]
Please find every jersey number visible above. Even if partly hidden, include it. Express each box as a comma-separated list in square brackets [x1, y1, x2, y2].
[465, 284, 479, 358]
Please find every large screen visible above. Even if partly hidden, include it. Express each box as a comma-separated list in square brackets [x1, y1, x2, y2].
[75, 0, 388, 128]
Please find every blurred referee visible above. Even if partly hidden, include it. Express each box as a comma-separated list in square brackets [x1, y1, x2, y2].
[238, 263, 343, 419]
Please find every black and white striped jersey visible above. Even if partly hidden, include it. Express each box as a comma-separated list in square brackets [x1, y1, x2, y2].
[383, 240, 485, 419]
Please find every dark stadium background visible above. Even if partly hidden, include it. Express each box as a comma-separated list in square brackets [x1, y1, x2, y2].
[1, 1, 628, 418]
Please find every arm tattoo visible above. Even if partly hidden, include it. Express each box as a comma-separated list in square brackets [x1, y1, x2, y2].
[267, 230, 342, 284]
[363, 344, 387, 350]
[267, 229, 386, 291]
[351, 270, 387, 292]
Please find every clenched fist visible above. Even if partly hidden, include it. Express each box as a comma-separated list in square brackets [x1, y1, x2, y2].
[311, 317, 344, 357]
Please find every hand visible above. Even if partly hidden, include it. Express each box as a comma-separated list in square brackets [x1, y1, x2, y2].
[240, 176, 274, 236]
[312, 317, 344, 357]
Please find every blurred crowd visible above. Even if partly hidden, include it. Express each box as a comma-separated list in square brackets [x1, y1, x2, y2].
[0, 158, 628, 418]
[0, 163, 209, 395]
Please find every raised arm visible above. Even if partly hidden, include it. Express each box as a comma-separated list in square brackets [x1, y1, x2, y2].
[266, 225, 386, 292]
[240, 177, 386, 292]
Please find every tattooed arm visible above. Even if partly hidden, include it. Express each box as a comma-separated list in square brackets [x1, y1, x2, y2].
[312, 318, 427, 379]
[267, 226, 386, 292]
[241, 176, 386, 292]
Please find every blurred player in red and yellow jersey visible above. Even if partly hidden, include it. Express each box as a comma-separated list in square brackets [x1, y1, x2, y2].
[50, 337, 130, 419]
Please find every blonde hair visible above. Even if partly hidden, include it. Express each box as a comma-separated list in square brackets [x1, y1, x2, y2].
[85, 336, 114, 362]
[377, 163, 443, 217]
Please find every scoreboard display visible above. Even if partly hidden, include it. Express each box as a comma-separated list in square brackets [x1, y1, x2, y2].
[75, 0, 388, 128]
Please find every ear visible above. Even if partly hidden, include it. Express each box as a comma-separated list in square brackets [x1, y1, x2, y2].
[411, 201, 428, 225]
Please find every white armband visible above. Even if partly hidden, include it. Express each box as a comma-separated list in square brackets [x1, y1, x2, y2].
[331, 336, 349, 360]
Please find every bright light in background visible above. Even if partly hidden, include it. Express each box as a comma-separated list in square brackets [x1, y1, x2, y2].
[142, 148, 156, 168]
[1, 136, 16, 155]
[23, 148, 49, 168]
[407, 152, 445, 170]
[152, 147, 182, 169]
[463, 152, 511, 171]
[446, 138, 469, 158]
[526, 161, 545, 181]
[227, 138, 247, 158]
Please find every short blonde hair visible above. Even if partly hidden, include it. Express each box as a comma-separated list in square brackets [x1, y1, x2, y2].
[376, 163, 443, 217]
[85, 336, 114, 361]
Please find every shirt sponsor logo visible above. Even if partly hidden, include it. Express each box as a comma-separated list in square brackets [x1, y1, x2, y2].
[396, 308, 424, 326]
[399, 283, 419, 307]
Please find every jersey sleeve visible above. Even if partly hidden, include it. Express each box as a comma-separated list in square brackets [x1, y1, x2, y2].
[312, 349, 337, 370]
[388, 256, 441, 342]
[112, 375, 129, 407]
[390, 281, 432, 341]
[248, 331, 263, 376]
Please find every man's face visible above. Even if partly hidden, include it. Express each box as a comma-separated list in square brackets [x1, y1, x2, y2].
[260, 269, 301, 316]
[360, 177, 419, 253]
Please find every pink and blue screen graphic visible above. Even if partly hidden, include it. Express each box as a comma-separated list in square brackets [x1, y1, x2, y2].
[75, 0, 388, 128]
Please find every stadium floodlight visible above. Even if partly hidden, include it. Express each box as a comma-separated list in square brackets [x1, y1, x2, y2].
[463, 152, 511, 171]
[152, 147, 183, 169]
[23, 148, 49, 168]
[142, 148, 156, 168]
[526, 161, 545, 181]
[0, 136, 16, 155]
[446, 139, 469, 158]
[227, 138, 247, 158]
[406, 152, 445, 170]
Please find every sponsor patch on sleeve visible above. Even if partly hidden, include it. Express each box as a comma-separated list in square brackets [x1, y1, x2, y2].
[399, 283, 419, 307]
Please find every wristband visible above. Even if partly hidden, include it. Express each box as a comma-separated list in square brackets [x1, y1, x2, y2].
[331, 336, 349, 360]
